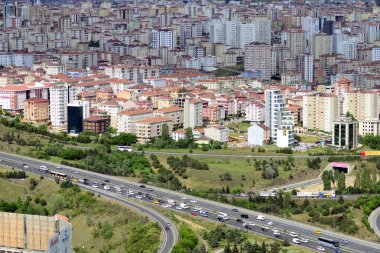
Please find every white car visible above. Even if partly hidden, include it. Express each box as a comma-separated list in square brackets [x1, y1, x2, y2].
[292, 238, 301, 244]
[176, 206, 183, 210]
[261, 225, 269, 230]
[190, 199, 198, 203]
[161, 204, 170, 208]
[181, 196, 187, 200]
[104, 185, 110, 190]
[300, 237, 309, 243]
[316, 246, 325, 251]
[267, 221, 273, 226]
[289, 232, 298, 237]
[79, 178, 85, 183]
[256, 215, 265, 221]
[136, 195, 143, 199]
[272, 227, 279, 233]
[74, 171, 80, 174]
[92, 184, 99, 188]
[273, 231, 281, 236]
[249, 223, 256, 227]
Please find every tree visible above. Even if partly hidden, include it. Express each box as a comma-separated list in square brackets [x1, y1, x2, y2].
[29, 178, 38, 190]
[261, 164, 279, 179]
[162, 124, 169, 140]
[322, 170, 332, 190]
[337, 172, 346, 192]
[185, 127, 193, 141]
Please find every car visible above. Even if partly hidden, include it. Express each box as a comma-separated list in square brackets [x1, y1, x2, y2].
[181, 196, 187, 200]
[244, 224, 252, 230]
[104, 185, 110, 190]
[249, 222, 256, 227]
[140, 184, 146, 188]
[236, 218, 243, 223]
[190, 199, 198, 203]
[92, 184, 99, 188]
[289, 232, 298, 237]
[191, 211, 197, 216]
[165, 226, 170, 231]
[261, 225, 269, 230]
[267, 221, 273, 226]
[56, 166, 61, 170]
[74, 171, 80, 174]
[153, 200, 160, 204]
[341, 239, 348, 244]
[232, 208, 239, 212]
[300, 237, 309, 243]
[241, 214, 249, 218]
[23, 164, 29, 168]
[147, 187, 153, 191]
[315, 230, 321, 234]
[176, 206, 183, 210]
[274, 231, 281, 238]
[199, 212, 208, 217]
[292, 238, 301, 244]
[256, 215, 265, 221]
[162, 204, 170, 208]
[316, 246, 325, 251]
[272, 227, 279, 233]
[104, 179, 110, 183]
[79, 178, 85, 183]
[136, 195, 143, 199]
[217, 217, 224, 222]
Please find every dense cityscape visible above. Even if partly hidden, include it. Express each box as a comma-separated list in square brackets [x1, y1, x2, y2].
[1, 0, 380, 253]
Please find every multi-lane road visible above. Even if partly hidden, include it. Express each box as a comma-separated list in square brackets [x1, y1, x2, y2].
[1, 151, 379, 253]
[0, 152, 178, 253]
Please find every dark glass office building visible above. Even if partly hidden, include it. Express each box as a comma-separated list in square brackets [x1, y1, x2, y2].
[67, 105, 83, 134]
[332, 117, 358, 150]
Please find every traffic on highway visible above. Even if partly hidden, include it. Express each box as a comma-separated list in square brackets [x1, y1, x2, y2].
[1, 151, 380, 253]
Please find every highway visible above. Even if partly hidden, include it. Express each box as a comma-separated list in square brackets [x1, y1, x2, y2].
[0, 152, 177, 253]
[369, 207, 380, 239]
[1, 151, 379, 253]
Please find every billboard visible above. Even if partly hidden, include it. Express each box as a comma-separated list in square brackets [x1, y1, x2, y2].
[361, 151, 380, 157]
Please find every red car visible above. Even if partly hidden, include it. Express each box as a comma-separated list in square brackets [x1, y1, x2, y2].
[191, 211, 197, 216]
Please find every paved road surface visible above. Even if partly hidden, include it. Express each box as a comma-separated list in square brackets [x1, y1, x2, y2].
[1, 151, 379, 253]
[0, 152, 177, 253]
[369, 207, 380, 239]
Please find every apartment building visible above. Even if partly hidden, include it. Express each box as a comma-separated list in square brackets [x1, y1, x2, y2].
[265, 89, 285, 142]
[23, 97, 50, 123]
[0, 85, 29, 113]
[245, 102, 265, 122]
[343, 91, 379, 121]
[244, 42, 273, 80]
[50, 86, 69, 128]
[83, 116, 110, 134]
[184, 99, 203, 129]
[204, 125, 229, 143]
[117, 109, 153, 133]
[203, 105, 225, 124]
[135, 117, 173, 143]
[153, 106, 184, 126]
[303, 93, 338, 132]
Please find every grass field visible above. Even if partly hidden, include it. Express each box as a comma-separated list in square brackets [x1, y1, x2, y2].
[0, 169, 160, 253]
[297, 134, 322, 143]
[150, 154, 327, 192]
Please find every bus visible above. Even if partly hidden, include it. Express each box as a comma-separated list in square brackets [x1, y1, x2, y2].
[39, 165, 49, 173]
[318, 237, 340, 249]
[118, 146, 133, 152]
[49, 171, 68, 181]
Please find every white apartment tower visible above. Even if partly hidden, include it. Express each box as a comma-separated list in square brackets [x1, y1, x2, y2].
[151, 28, 176, 50]
[184, 99, 203, 129]
[50, 86, 69, 128]
[298, 53, 313, 82]
[265, 89, 285, 142]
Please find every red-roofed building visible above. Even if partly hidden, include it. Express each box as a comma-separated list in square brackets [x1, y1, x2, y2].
[83, 116, 110, 134]
[117, 109, 153, 133]
[153, 106, 183, 126]
[135, 117, 173, 142]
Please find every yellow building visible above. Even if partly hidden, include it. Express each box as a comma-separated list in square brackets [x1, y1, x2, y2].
[303, 93, 338, 132]
[0, 212, 71, 253]
[23, 98, 50, 124]
[343, 91, 379, 121]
